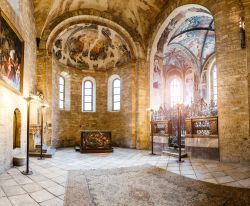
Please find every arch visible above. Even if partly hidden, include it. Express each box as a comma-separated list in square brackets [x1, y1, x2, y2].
[107, 74, 121, 112]
[149, 4, 216, 109]
[41, 13, 142, 60]
[82, 76, 96, 112]
[13, 108, 21, 149]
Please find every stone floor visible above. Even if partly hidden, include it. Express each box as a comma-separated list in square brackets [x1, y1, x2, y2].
[0, 147, 250, 206]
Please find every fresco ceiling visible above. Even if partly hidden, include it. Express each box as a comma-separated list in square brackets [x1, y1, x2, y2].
[157, 6, 215, 72]
[53, 23, 131, 70]
[163, 44, 196, 71]
[32, 0, 167, 41]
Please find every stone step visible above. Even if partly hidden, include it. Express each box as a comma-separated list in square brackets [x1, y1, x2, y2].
[162, 148, 187, 158]
[29, 147, 56, 158]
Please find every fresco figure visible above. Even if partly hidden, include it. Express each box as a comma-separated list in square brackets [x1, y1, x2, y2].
[153, 59, 162, 89]
[185, 71, 194, 105]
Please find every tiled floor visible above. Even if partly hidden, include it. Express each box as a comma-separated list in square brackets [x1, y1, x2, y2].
[0, 147, 250, 205]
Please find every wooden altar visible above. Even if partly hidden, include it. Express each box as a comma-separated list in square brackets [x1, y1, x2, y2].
[80, 130, 113, 153]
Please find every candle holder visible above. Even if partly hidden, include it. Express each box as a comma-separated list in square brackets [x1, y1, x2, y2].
[37, 101, 48, 160]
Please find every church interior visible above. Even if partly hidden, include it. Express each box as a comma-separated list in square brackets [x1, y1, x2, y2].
[0, 0, 250, 205]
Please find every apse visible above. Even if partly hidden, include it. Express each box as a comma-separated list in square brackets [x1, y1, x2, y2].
[52, 23, 132, 70]
[151, 5, 216, 110]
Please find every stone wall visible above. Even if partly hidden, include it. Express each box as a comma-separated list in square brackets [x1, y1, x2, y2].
[0, 0, 36, 173]
[50, 59, 136, 148]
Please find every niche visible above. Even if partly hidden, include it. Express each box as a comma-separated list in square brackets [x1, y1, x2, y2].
[13, 108, 21, 149]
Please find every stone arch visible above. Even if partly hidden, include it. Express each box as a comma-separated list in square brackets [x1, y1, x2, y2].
[149, 3, 217, 109]
[13, 108, 21, 149]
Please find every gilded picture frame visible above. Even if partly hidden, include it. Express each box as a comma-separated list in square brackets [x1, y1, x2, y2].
[0, 9, 24, 94]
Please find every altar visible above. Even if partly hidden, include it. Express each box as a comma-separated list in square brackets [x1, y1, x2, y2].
[80, 130, 113, 153]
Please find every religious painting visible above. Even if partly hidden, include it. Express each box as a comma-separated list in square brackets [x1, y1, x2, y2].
[0, 10, 24, 94]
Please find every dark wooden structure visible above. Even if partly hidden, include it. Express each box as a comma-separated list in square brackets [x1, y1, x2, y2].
[150, 120, 172, 154]
[80, 130, 113, 153]
[151, 120, 172, 136]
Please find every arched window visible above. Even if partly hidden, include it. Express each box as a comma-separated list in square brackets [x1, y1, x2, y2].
[170, 78, 181, 107]
[59, 76, 65, 109]
[112, 78, 121, 111]
[82, 77, 96, 112]
[107, 75, 121, 112]
[211, 65, 218, 103]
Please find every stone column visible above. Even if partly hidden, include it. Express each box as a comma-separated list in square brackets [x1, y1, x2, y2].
[130, 61, 137, 149]
[135, 58, 150, 149]
[36, 49, 53, 146]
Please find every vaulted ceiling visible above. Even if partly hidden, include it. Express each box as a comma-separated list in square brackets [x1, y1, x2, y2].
[32, 0, 168, 42]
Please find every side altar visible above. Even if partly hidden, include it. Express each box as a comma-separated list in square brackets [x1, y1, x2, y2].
[80, 130, 113, 153]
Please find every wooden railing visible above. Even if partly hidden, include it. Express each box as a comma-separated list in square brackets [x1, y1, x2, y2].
[185, 116, 218, 138]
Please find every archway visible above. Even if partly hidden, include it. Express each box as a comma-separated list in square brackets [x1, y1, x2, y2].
[149, 4, 219, 160]
[150, 4, 216, 110]
[13, 108, 21, 149]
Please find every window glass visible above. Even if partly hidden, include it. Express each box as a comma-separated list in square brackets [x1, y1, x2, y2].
[170, 78, 181, 107]
[83, 80, 94, 111]
[59, 76, 65, 109]
[112, 78, 121, 111]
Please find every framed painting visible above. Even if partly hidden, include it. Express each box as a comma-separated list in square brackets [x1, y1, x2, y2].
[0, 9, 24, 94]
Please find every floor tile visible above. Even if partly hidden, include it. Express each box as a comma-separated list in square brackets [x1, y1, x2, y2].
[0, 188, 5, 198]
[2, 185, 26, 197]
[40, 197, 63, 206]
[46, 185, 65, 196]
[223, 181, 242, 188]
[9, 194, 39, 206]
[212, 171, 226, 178]
[30, 189, 55, 203]
[22, 183, 43, 193]
[0, 197, 12, 206]
[203, 178, 217, 184]
[196, 173, 213, 180]
[0, 179, 18, 187]
[216, 176, 235, 184]
[38, 180, 58, 188]
[237, 178, 250, 188]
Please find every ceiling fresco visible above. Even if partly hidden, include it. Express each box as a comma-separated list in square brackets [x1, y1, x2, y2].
[173, 16, 214, 37]
[163, 44, 196, 71]
[157, 6, 215, 72]
[53, 24, 131, 70]
[32, 0, 167, 40]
